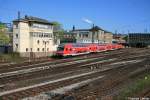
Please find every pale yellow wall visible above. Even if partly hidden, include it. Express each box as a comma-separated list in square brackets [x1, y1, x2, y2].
[19, 22, 30, 52]
[104, 32, 113, 43]
[74, 30, 113, 44]
[13, 21, 55, 56]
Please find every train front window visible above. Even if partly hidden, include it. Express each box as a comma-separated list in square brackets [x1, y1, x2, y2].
[57, 47, 64, 51]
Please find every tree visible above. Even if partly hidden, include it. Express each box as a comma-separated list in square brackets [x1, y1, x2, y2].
[52, 21, 65, 43]
[0, 22, 10, 45]
[51, 21, 63, 32]
[123, 35, 128, 42]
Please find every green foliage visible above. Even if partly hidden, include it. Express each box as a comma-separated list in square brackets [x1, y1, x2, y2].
[0, 52, 25, 63]
[51, 21, 63, 32]
[123, 36, 128, 42]
[0, 32, 10, 45]
[51, 21, 62, 27]
[0, 23, 5, 30]
[0, 23, 10, 45]
[117, 74, 150, 100]
[51, 21, 65, 40]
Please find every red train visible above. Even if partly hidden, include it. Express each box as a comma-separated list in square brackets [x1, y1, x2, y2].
[55, 43, 124, 56]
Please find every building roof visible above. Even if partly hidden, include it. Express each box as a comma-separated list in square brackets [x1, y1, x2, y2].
[103, 30, 112, 34]
[13, 15, 53, 25]
[73, 29, 90, 31]
[72, 26, 112, 34]
[73, 26, 103, 31]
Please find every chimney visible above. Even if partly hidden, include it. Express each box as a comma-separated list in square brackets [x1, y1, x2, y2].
[72, 25, 75, 31]
[18, 11, 21, 20]
[25, 15, 28, 19]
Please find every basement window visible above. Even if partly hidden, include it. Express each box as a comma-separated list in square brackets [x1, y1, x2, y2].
[37, 40, 40, 44]
[26, 48, 28, 52]
[42, 48, 44, 51]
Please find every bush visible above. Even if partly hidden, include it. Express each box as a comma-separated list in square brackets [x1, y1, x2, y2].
[117, 74, 150, 100]
[0, 52, 24, 63]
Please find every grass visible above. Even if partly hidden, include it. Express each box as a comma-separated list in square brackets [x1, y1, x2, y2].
[116, 73, 150, 100]
[0, 52, 26, 63]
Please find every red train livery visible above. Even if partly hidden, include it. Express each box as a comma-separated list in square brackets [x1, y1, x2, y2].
[56, 43, 124, 56]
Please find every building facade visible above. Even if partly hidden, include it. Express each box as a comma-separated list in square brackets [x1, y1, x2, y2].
[13, 16, 55, 57]
[112, 34, 126, 43]
[129, 33, 150, 47]
[72, 26, 113, 44]
[60, 32, 76, 43]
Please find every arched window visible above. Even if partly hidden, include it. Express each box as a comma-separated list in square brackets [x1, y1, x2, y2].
[37, 40, 40, 44]
[26, 48, 28, 52]
[42, 48, 44, 51]
[37, 48, 40, 51]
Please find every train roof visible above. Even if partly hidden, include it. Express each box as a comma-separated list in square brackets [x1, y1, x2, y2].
[58, 43, 113, 47]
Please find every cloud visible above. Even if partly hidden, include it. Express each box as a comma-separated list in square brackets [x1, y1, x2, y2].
[82, 18, 93, 24]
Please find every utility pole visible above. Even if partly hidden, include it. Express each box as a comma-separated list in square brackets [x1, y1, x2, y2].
[92, 24, 94, 43]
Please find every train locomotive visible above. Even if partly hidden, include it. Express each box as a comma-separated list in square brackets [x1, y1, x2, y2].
[55, 43, 123, 56]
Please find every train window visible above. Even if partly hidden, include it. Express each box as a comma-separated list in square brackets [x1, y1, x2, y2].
[66, 48, 68, 51]
[57, 46, 64, 51]
[70, 48, 72, 51]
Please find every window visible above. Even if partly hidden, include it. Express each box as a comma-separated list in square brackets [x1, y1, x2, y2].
[37, 48, 40, 51]
[14, 24, 18, 28]
[43, 41, 46, 44]
[16, 44, 18, 48]
[37, 40, 40, 44]
[26, 48, 28, 52]
[65, 48, 68, 51]
[79, 34, 82, 37]
[42, 48, 44, 51]
[16, 34, 18, 38]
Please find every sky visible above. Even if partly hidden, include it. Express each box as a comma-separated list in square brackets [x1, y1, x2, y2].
[0, 0, 150, 33]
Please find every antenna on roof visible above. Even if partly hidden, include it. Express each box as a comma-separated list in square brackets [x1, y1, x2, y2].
[18, 11, 21, 20]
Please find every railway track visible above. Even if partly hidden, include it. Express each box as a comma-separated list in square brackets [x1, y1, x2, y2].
[0, 48, 146, 73]
[57, 59, 150, 100]
[0, 49, 149, 90]
[1, 58, 147, 100]
[0, 48, 149, 100]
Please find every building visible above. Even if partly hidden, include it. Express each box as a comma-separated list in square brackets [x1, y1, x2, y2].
[13, 15, 55, 57]
[72, 26, 113, 44]
[112, 34, 126, 43]
[129, 33, 150, 47]
[60, 31, 76, 43]
[104, 31, 113, 43]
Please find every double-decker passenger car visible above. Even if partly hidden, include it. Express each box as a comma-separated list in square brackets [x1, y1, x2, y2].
[55, 43, 123, 56]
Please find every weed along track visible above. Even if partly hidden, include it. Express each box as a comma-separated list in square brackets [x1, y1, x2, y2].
[0, 48, 150, 100]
